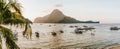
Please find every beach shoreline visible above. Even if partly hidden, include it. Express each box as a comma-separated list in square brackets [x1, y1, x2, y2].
[104, 44, 120, 49]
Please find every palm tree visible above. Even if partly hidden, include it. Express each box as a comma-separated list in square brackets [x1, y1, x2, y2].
[0, 0, 32, 49]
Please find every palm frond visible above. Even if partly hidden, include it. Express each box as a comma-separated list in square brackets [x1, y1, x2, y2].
[8, 0, 22, 15]
[23, 23, 32, 39]
[0, 0, 33, 49]
[0, 26, 19, 49]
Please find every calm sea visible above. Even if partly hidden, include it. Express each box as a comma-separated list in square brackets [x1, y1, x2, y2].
[3, 23, 120, 49]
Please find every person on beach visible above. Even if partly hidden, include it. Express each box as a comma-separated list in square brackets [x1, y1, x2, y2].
[35, 31, 39, 38]
[13, 30, 18, 40]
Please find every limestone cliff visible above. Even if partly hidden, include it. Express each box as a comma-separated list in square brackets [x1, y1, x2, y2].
[34, 9, 99, 23]
[34, 9, 65, 23]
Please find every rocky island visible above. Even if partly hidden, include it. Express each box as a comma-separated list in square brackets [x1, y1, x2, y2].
[34, 9, 99, 23]
[25, 18, 33, 24]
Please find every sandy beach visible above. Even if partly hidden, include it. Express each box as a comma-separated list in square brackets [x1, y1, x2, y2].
[110, 46, 120, 49]
[105, 45, 120, 49]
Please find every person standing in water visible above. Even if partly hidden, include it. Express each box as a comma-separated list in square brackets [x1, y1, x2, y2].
[13, 30, 18, 40]
[35, 31, 39, 38]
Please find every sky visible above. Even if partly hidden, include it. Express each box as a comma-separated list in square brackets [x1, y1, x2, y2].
[19, 0, 120, 23]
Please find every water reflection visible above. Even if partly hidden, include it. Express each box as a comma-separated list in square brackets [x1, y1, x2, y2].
[49, 24, 63, 48]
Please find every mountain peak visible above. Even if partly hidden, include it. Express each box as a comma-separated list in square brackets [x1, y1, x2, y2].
[52, 9, 61, 12]
[51, 9, 63, 15]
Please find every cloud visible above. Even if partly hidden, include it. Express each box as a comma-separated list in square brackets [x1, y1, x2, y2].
[53, 4, 63, 8]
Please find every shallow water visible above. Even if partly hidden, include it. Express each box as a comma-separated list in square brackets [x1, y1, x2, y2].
[6, 23, 120, 49]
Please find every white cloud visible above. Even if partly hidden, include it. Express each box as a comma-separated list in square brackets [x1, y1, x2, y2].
[53, 4, 63, 8]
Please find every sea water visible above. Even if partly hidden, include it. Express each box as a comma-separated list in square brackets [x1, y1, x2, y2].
[4, 23, 120, 49]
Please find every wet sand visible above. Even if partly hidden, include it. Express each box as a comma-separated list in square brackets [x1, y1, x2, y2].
[106, 45, 120, 49]
[110, 46, 120, 49]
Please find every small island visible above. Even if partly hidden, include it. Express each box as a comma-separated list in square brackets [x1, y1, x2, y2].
[34, 9, 99, 23]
